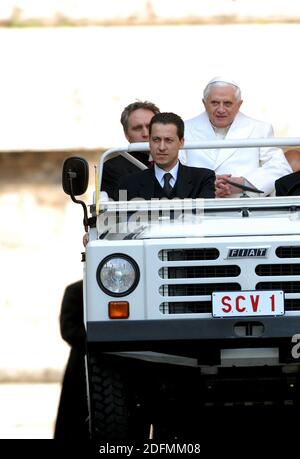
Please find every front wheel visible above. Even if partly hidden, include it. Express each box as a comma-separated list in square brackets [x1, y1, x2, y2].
[87, 353, 150, 441]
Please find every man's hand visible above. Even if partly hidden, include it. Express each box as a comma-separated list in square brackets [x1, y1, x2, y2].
[215, 174, 245, 197]
[83, 232, 89, 247]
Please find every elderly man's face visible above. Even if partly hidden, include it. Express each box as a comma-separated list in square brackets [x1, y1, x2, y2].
[125, 108, 155, 143]
[203, 86, 243, 129]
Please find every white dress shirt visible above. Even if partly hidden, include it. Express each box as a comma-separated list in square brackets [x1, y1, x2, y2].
[154, 161, 179, 189]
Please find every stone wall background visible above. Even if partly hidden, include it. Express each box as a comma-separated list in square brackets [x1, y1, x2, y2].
[1, 0, 300, 26]
[0, 150, 100, 381]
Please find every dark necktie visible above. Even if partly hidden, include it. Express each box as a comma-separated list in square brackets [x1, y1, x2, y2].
[163, 172, 173, 197]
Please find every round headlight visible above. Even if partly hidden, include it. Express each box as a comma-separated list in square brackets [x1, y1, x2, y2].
[96, 254, 140, 297]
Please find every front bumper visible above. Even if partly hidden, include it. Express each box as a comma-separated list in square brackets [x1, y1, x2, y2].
[87, 316, 300, 344]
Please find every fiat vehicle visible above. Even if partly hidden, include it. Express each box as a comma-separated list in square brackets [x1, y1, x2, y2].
[62, 138, 300, 441]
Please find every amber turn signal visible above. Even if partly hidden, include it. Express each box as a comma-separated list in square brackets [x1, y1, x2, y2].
[108, 301, 129, 319]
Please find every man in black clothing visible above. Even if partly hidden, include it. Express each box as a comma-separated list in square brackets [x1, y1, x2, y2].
[101, 100, 160, 200]
[118, 112, 215, 200]
[54, 280, 89, 440]
[275, 170, 300, 196]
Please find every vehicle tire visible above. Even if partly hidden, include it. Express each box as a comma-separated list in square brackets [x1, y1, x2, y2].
[87, 353, 150, 441]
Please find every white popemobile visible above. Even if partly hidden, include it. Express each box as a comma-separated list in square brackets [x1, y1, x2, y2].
[62, 137, 300, 441]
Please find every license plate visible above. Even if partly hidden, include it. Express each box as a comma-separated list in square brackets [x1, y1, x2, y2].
[212, 290, 284, 317]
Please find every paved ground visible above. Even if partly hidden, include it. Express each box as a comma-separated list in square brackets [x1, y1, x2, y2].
[2, 381, 298, 457]
[0, 383, 61, 439]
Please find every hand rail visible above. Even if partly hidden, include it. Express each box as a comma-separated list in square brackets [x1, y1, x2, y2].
[95, 137, 300, 213]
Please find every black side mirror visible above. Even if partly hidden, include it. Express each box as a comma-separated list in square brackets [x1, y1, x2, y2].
[62, 156, 89, 231]
[62, 156, 89, 196]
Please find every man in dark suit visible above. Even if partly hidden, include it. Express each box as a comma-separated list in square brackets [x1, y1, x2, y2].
[54, 280, 89, 440]
[101, 100, 160, 200]
[275, 171, 300, 196]
[118, 112, 215, 200]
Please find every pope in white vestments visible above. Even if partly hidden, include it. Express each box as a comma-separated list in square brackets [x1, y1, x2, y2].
[183, 77, 292, 197]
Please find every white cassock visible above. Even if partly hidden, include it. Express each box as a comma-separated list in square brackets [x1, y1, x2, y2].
[182, 111, 292, 196]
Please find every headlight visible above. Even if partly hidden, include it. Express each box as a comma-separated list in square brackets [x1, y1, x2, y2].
[96, 254, 140, 297]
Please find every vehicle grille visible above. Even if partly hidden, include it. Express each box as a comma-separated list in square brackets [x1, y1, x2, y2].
[160, 265, 240, 279]
[256, 264, 300, 276]
[160, 283, 241, 297]
[157, 245, 300, 315]
[159, 248, 219, 261]
[159, 301, 211, 314]
[276, 246, 300, 258]
[285, 299, 300, 311]
[256, 281, 300, 293]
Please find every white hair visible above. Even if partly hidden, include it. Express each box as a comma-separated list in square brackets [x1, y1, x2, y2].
[203, 80, 242, 102]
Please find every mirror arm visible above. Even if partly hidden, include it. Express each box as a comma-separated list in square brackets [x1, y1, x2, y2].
[68, 173, 89, 232]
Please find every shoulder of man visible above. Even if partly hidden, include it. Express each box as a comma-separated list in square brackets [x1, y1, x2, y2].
[184, 112, 213, 141]
[64, 280, 83, 298]
[180, 163, 215, 178]
[236, 111, 273, 131]
[103, 155, 129, 172]
[104, 155, 145, 176]
[276, 170, 300, 187]
[118, 167, 152, 187]
[184, 111, 206, 127]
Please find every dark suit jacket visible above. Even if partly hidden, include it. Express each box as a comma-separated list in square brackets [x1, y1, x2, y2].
[275, 171, 300, 196]
[101, 152, 150, 200]
[118, 162, 215, 200]
[54, 280, 89, 440]
[59, 280, 86, 352]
